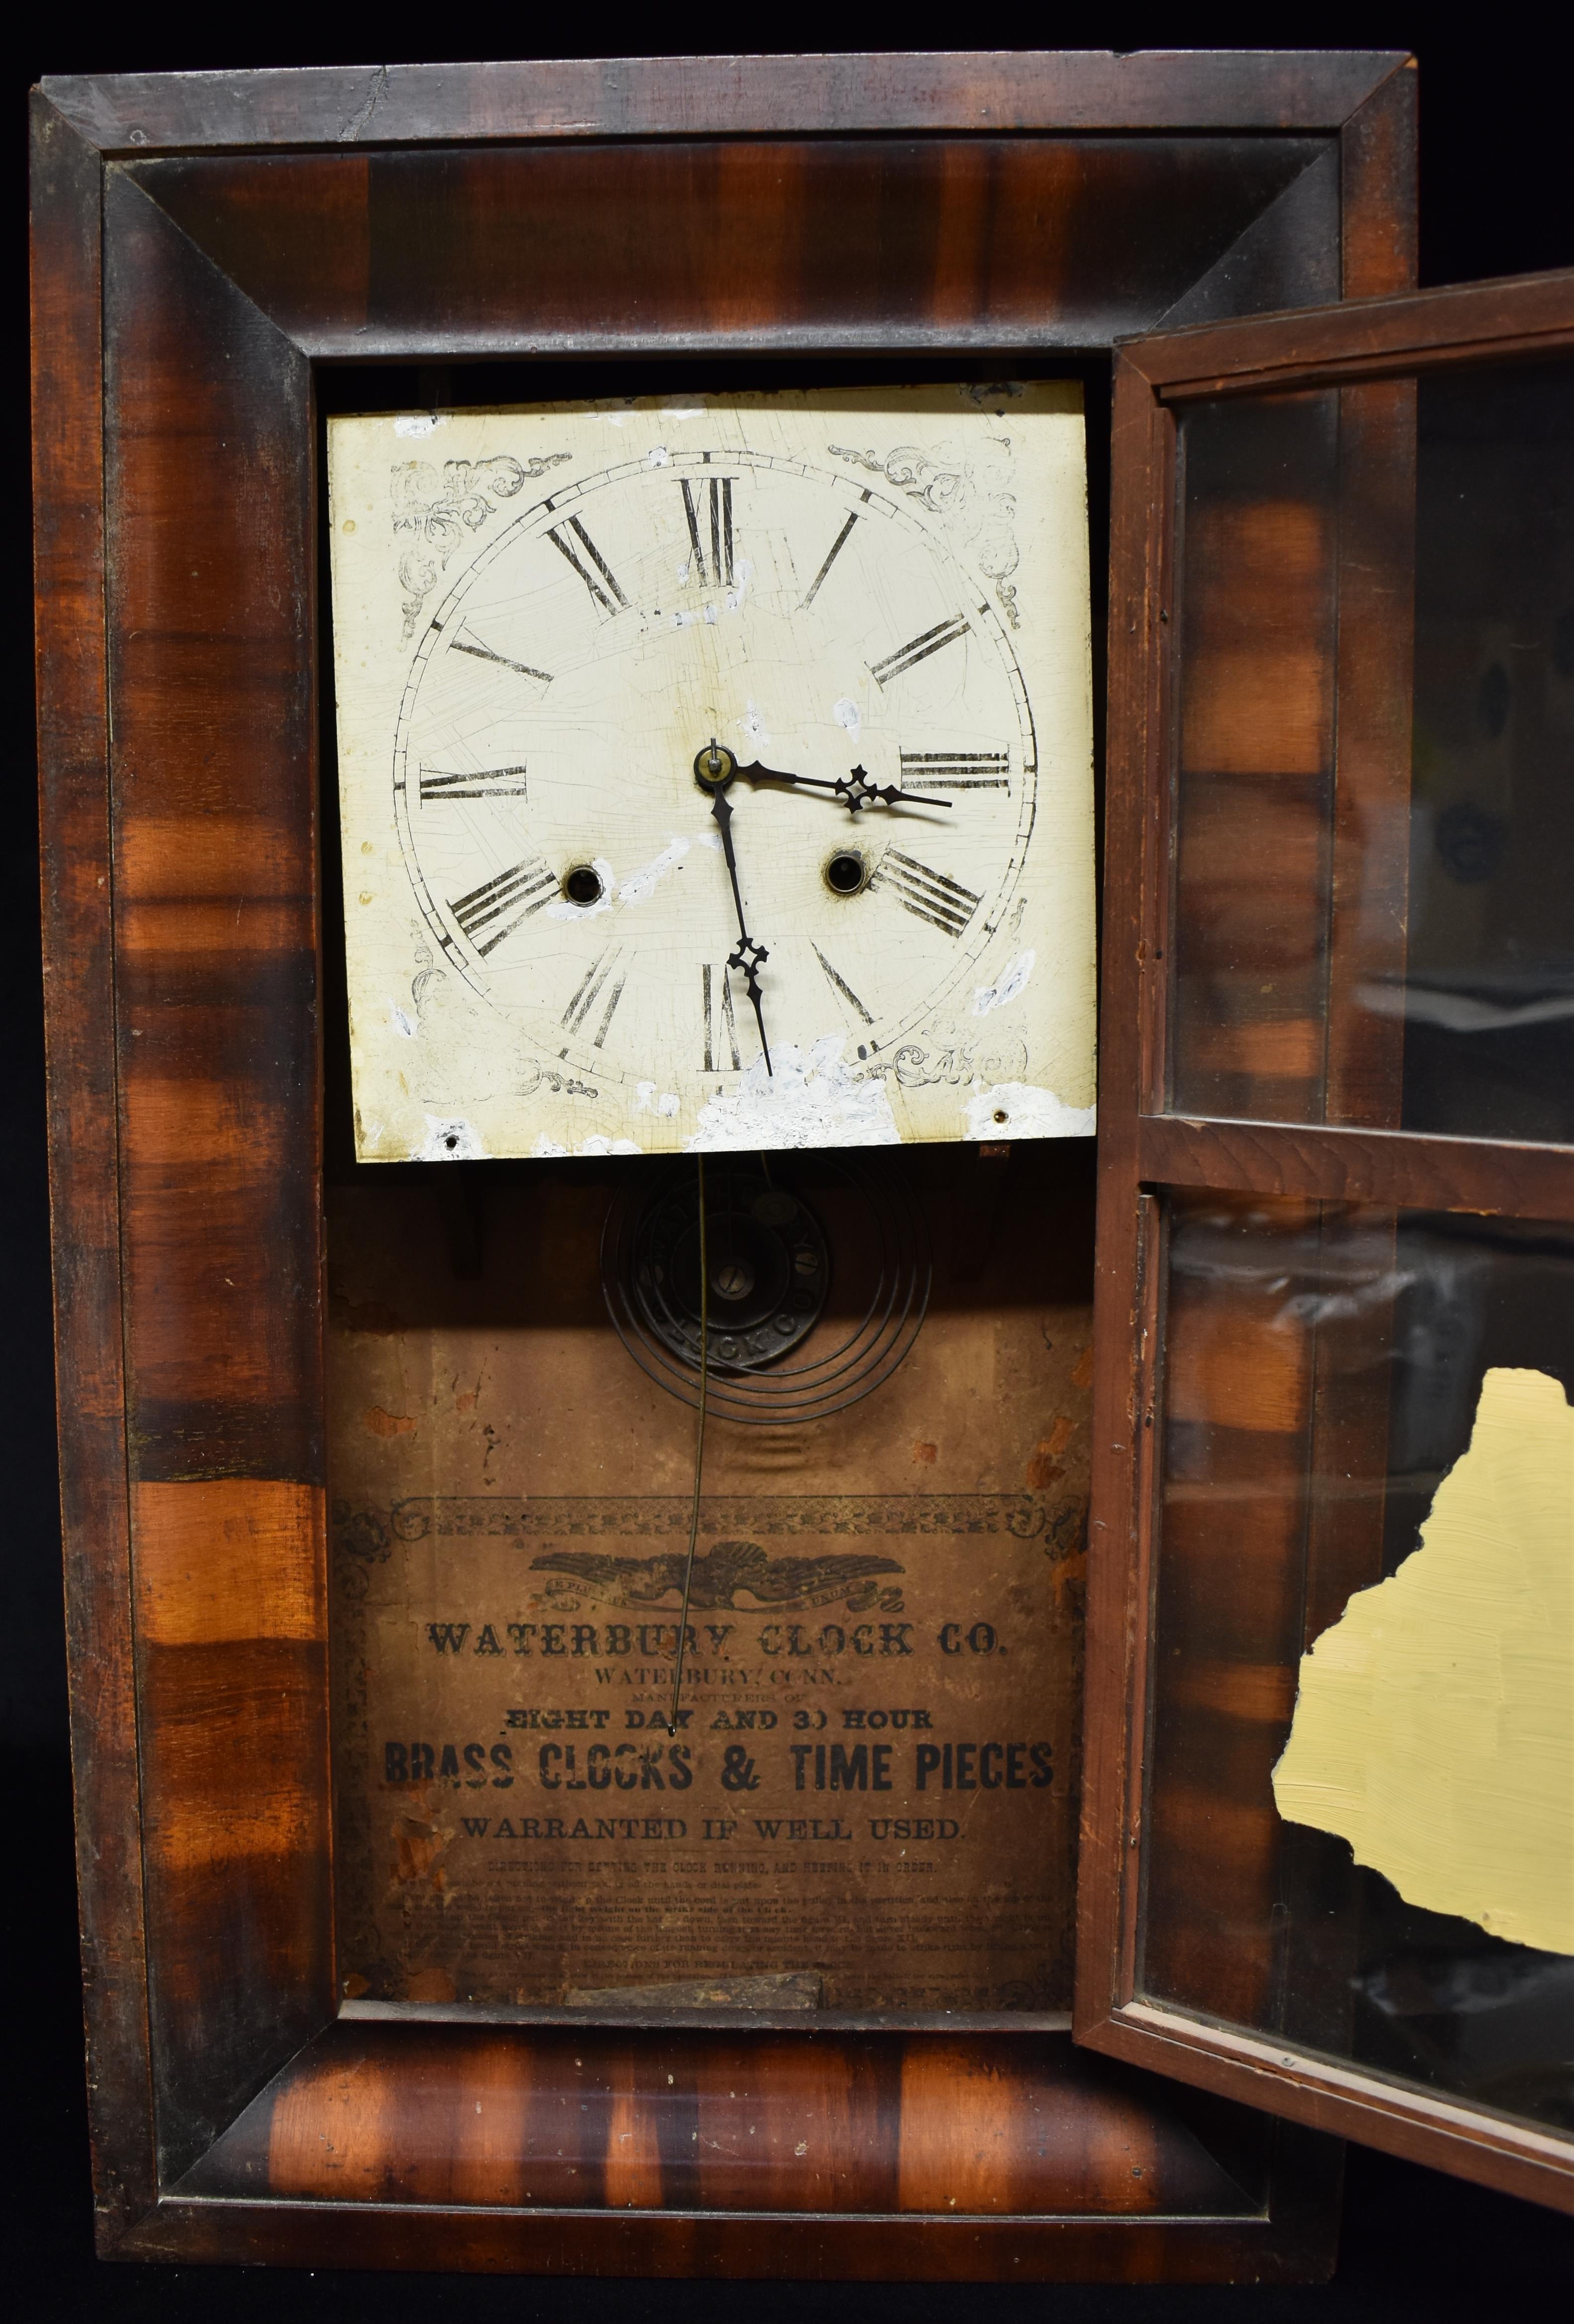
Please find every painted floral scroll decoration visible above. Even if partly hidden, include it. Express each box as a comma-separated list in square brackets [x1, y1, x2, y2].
[827, 440, 1022, 628]
[392, 453, 571, 638]
[409, 934, 437, 1014]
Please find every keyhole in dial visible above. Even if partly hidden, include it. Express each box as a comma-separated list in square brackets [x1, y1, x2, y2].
[711, 1257, 756, 1303]
[563, 864, 604, 906]
[825, 850, 866, 896]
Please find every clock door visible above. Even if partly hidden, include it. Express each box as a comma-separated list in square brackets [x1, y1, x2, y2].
[1081, 267, 1574, 2212]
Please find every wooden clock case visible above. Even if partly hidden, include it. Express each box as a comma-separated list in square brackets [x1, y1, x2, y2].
[32, 49, 1434, 2278]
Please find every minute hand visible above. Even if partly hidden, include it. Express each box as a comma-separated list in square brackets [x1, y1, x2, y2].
[708, 786, 773, 1078]
[732, 760, 951, 814]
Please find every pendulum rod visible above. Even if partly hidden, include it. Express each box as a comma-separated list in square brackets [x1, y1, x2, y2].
[668, 1156, 708, 1733]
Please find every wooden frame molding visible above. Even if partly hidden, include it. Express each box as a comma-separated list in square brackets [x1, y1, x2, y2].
[33, 51, 1417, 2274]
[1079, 263, 1574, 2218]
[46, 49, 1411, 155]
[1138, 1115, 1574, 1220]
[1101, 2006, 1574, 2218]
[1132, 263, 1574, 398]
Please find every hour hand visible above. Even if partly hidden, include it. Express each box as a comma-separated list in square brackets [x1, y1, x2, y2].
[732, 759, 951, 814]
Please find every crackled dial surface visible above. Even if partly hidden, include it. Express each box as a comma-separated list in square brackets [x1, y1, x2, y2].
[396, 449, 1035, 1083]
[330, 387, 1095, 1157]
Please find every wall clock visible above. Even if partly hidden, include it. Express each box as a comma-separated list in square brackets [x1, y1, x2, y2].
[328, 387, 1095, 1159]
[52, 48, 1544, 2283]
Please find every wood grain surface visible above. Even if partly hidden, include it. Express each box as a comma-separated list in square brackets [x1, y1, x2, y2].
[102, 169, 331, 2182]
[1136, 1114, 1574, 1219]
[45, 50, 1410, 155]
[132, 2018, 1339, 2280]
[32, 50, 1416, 2270]
[30, 91, 157, 2247]
[1130, 267, 1574, 400]
[1078, 355, 1171, 2042]
[126, 138, 1330, 359]
[179, 2021, 1249, 2213]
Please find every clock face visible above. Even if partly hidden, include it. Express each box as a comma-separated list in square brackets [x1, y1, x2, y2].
[329, 389, 1096, 1159]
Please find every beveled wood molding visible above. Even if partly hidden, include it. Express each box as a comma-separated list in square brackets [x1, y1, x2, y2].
[1137, 1113, 1574, 1221]
[1122, 262, 1574, 397]
[171, 2020, 1255, 2214]
[117, 131, 1333, 364]
[41, 49, 1412, 157]
[1086, 2003, 1574, 2220]
[110, 2014, 1329, 2277]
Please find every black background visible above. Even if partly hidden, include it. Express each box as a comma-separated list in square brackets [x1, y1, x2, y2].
[8, 14, 1574, 2315]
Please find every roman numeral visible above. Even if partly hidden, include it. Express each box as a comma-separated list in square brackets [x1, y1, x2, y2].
[449, 858, 557, 955]
[448, 624, 552, 684]
[419, 764, 529, 803]
[702, 962, 740, 1072]
[869, 849, 981, 939]
[870, 615, 970, 689]
[898, 750, 1009, 792]
[561, 947, 627, 1046]
[800, 510, 859, 608]
[681, 476, 735, 588]
[548, 515, 628, 614]
[812, 943, 873, 1025]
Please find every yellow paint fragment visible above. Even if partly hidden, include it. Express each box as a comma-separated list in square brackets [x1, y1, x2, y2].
[1272, 1366, 1574, 1954]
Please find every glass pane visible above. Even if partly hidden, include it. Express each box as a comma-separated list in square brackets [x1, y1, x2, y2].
[1170, 392, 1339, 1124]
[1405, 365, 1574, 1140]
[1169, 357, 1574, 1144]
[1140, 1194, 1574, 2140]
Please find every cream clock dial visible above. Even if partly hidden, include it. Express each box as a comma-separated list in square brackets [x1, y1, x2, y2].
[329, 387, 1095, 1159]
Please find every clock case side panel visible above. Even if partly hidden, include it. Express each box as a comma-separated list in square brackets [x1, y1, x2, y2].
[30, 91, 157, 2249]
[101, 167, 333, 2188]
[1079, 262, 1574, 2218]
[34, 51, 1418, 2271]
